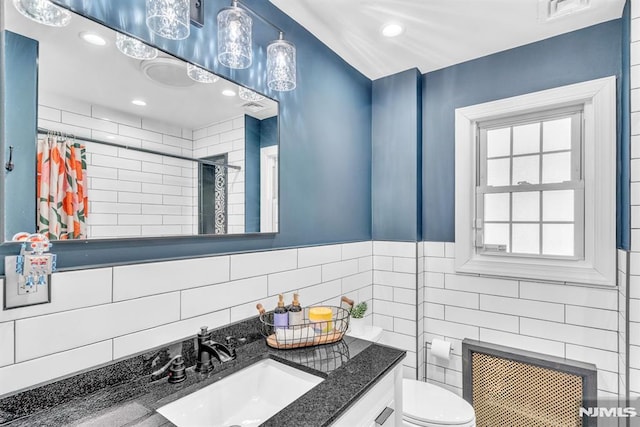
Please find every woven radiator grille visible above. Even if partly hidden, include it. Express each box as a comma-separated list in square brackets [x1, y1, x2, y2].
[471, 353, 583, 427]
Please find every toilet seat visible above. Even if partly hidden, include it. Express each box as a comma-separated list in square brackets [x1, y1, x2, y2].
[403, 379, 475, 426]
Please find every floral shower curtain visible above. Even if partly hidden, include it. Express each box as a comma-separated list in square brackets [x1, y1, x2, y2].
[36, 136, 88, 240]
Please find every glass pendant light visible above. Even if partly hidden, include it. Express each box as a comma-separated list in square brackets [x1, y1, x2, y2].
[217, 1, 252, 69]
[267, 33, 296, 92]
[187, 64, 220, 84]
[12, 0, 71, 27]
[146, 0, 190, 40]
[116, 33, 158, 60]
[238, 87, 265, 102]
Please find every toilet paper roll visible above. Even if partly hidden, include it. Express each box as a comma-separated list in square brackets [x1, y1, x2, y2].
[431, 338, 451, 360]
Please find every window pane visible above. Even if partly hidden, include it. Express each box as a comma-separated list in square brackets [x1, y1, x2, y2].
[542, 224, 574, 256]
[484, 193, 510, 221]
[484, 223, 509, 251]
[487, 158, 510, 186]
[543, 190, 574, 222]
[512, 155, 539, 185]
[513, 123, 540, 155]
[512, 224, 539, 254]
[512, 191, 539, 221]
[542, 152, 571, 184]
[487, 128, 511, 158]
[543, 118, 572, 152]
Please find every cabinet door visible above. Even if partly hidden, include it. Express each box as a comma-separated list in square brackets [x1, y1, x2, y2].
[331, 365, 401, 427]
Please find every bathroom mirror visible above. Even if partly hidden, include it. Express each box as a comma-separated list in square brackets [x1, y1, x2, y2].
[2, 1, 279, 241]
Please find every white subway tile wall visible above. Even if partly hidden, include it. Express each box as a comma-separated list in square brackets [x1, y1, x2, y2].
[630, 0, 640, 403]
[618, 250, 629, 410]
[0, 319, 14, 368]
[37, 94, 248, 238]
[417, 242, 425, 382]
[39, 95, 195, 238]
[422, 241, 622, 401]
[193, 116, 246, 234]
[372, 241, 418, 379]
[0, 242, 372, 397]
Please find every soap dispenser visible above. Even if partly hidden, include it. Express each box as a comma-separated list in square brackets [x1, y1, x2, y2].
[288, 293, 303, 326]
[274, 294, 289, 329]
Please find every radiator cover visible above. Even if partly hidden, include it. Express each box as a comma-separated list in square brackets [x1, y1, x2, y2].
[462, 339, 598, 427]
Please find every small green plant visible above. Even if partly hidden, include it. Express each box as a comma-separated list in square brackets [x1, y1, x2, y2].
[350, 301, 367, 319]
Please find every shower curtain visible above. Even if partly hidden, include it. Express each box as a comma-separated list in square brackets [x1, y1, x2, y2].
[36, 136, 88, 240]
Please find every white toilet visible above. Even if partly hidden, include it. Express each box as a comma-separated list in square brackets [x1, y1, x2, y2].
[347, 325, 476, 427]
[402, 379, 475, 427]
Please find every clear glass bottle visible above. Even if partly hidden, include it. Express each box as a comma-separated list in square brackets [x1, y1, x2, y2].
[288, 293, 303, 326]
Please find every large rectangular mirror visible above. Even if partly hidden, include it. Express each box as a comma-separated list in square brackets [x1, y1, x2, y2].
[2, 1, 279, 241]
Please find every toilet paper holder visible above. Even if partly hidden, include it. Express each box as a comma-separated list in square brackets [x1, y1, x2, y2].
[428, 338, 452, 360]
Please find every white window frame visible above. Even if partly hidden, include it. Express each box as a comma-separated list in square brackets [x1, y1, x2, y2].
[455, 76, 616, 286]
[476, 106, 584, 259]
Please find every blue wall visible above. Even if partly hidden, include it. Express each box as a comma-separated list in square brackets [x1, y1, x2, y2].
[3, 31, 38, 241]
[0, 0, 372, 271]
[372, 68, 422, 241]
[261, 116, 278, 148]
[423, 19, 624, 243]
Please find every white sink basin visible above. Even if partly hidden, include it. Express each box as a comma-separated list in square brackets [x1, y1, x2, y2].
[157, 358, 323, 427]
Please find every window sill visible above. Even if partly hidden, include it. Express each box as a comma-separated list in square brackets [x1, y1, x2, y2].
[455, 254, 615, 287]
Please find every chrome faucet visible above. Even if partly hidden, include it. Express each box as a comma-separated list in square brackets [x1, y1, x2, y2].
[195, 326, 236, 374]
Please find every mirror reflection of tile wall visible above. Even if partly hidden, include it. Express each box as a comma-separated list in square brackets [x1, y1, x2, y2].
[193, 117, 246, 235]
[38, 92, 248, 238]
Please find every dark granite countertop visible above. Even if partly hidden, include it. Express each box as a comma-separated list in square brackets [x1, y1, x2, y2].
[0, 317, 405, 427]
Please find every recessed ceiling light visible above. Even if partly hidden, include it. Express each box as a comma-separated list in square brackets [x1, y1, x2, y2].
[381, 23, 404, 38]
[106, 135, 116, 140]
[79, 32, 107, 46]
[222, 89, 236, 97]
[131, 99, 147, 106]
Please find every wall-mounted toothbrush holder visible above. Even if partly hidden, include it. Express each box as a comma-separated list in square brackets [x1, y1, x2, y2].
[4, 233, 56, 310]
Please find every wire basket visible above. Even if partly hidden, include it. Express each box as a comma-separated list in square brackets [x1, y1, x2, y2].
[259, 306, 350, 349]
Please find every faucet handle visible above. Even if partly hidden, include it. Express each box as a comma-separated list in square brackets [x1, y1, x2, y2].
[225, 335, 247, 349]
[198, 326, 211, 341]
[150, 354, 186, 383]
[168, 355, 186, 384]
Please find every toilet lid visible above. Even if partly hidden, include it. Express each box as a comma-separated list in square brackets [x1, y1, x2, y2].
[403, 380, 475, 425]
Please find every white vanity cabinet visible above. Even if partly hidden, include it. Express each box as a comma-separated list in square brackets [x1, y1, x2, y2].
[331, 364, 403, 427]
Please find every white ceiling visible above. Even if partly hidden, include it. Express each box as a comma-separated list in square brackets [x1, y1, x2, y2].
[269, 0, 626, 80]
[4, 3, 277, 131]
[3, 0, 626, 123]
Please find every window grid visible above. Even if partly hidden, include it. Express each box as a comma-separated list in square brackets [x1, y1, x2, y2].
[476, 107, 584, 259]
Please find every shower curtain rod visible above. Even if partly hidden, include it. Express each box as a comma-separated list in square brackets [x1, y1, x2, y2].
[37, 127, 242, 171]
